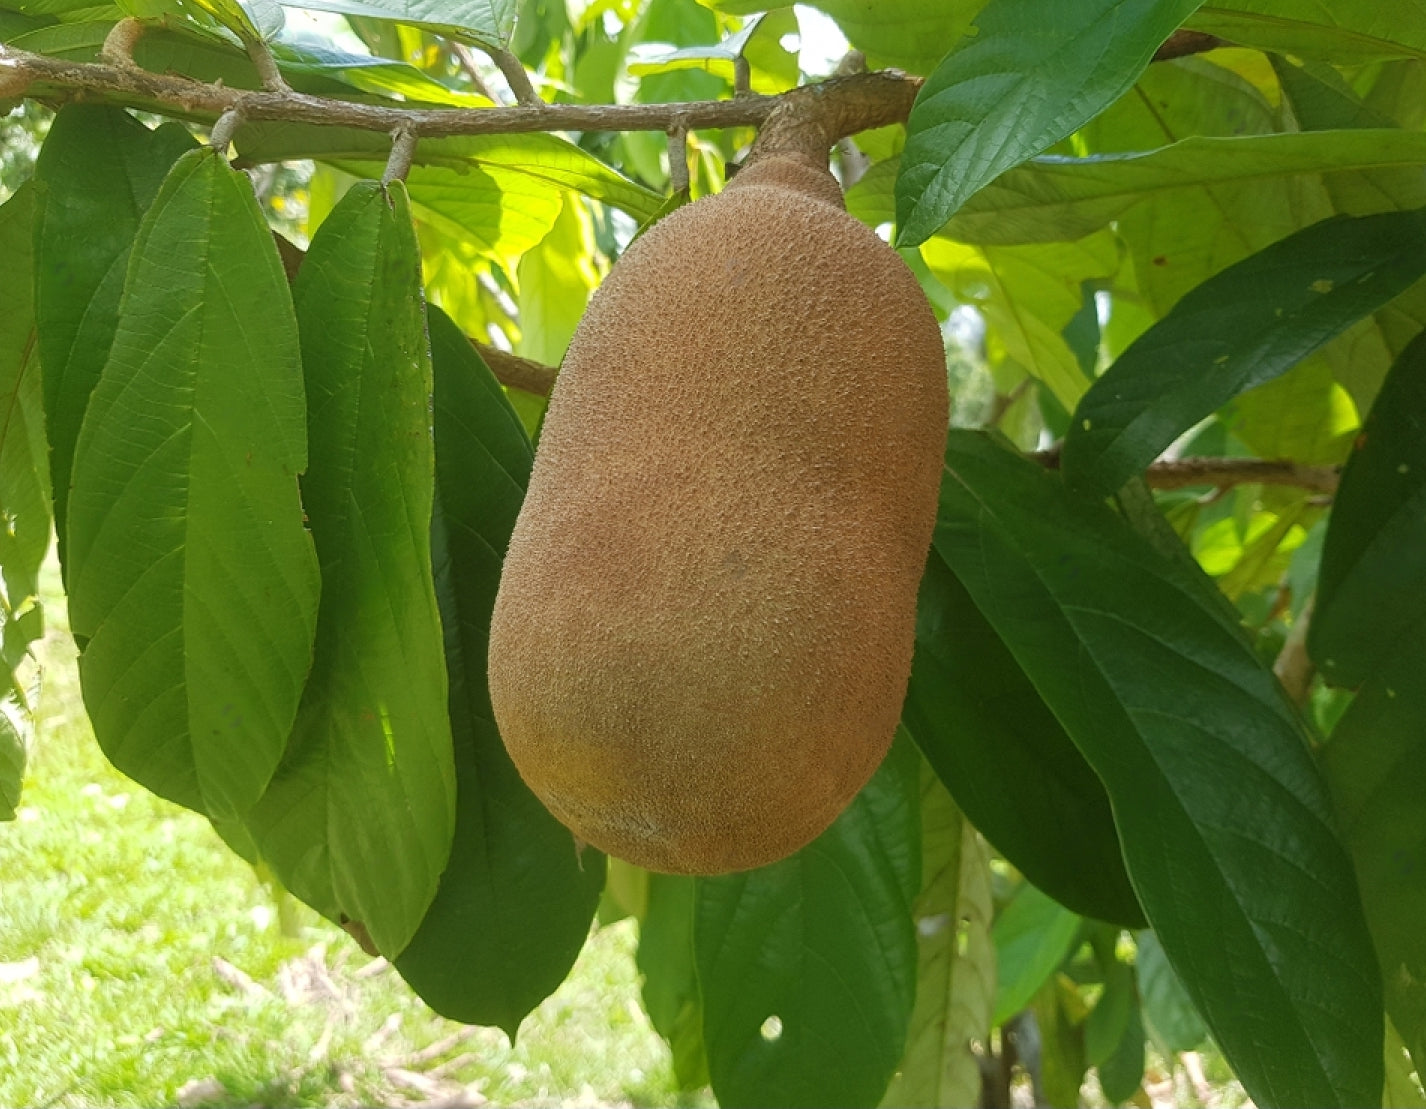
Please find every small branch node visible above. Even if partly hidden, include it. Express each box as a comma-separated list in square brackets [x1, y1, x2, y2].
[209, 107, 244, 153]
[489, 45, 542, 108]
[733, 55, 751, 97]
[382, 125, 419, 184]
[667, 118, 691, 194]
[242, 31, 291, 94]
[99, 17, 145, 68]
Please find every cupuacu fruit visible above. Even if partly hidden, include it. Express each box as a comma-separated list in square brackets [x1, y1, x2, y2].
[487, 148, 948, 875]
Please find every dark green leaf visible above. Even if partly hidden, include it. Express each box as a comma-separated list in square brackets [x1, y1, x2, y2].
[0, 183, 49, 675]
[32, 103, 196, 575]
[246, 181, 454, 958]
[1062, 208, 1426, 499]
[395, 307, 604, 1033]
[991, 881, 1082, 1027]
[1188, 1, 1426, 62]
[1135, 931, 1205, 1054]
[1097, 995, 1146, 1105]
[696, 735, 920, 1108]
[1312, 331, 1426, 687]
[637, 873, 709, 1090]
[894, 0, 1204, 246]
[905, 550, 1143, 927]
[935, 430, 1383, 1108]
[66, 148, 320, 820]
[1085, 944, 1133, 1068]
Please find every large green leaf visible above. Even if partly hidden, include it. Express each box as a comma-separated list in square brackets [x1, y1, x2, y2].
[931, 130, 1426, 246]
[1311, 308, 1426, 688]
[894, 0, 1204, 246]
[246, 181, 454, 958]
[905, 550, 1143, 927]
[32, 104, 196, 576]
[1189, 1, 1426, 62]
[1315, 332, 1426, 1072]
[1062, 208, 1426, 499]
[1321, 637, 1426, 1082]
[881, 768, 994, 1109]
[0, 184, 49, 669]
[1135, 930, 1206, 1054]
[637, 873, 709, 1090]
[696, 734, 920, 1108]
[66, 148, 320, 820]
[394, 306, 603, 1032]
[990, 881, 1081, 1027]
[935, 430, 1382, 1108]
[274, 0, 515, 48]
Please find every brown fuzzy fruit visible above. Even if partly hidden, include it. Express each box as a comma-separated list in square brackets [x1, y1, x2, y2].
[487, 151, 948, 875]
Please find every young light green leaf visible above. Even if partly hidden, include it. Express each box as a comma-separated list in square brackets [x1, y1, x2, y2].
[905, 551, 1144, 928]
[696, 735, 920, 1108]
[881, 767, 994, 1109]
[394, 307, 604, 1033]
[66, 148, 320, 820]
[1135, 930, 1206, 1054]
[991, 882, 1082, 1027]
[936, 430, 1383, 1108]
[1062, 208, 1426, 499]
[637, 873, 710, 1091]
[0, 184, 49, 667]
[1384, 1018, 1426, 1109]
[894, 0, 1205, 246]
[1311, 331, 1426, 687]
[273, 0, 516, 50]
[1188, 0, 1426, 62]
[941, 130, 1426, 246]
[32, 103, 196, 576]
[245, 180, 455, 959]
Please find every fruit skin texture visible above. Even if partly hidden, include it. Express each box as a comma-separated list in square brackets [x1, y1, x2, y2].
[488, 152, 948, 875]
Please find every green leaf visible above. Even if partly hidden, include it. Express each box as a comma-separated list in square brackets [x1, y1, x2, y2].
[1097, 995, 1146, 1105]
[0, 702, 21, 820]
[394, 306, 603, 1034]
[894, 0, 1205, 246]
[274, 0, 516, 48]
[881, 767, 995, 1109]
[638, 873, 709, 1090]
[937, 130, 1426, 246]
[1189, 1, 1426, 62]
[32, 104, 196, 576]
[245, 180, 455, 958]
[1321, 636, 1426, 1083]
[1135, 930, 1205, 1054]
[991, 881, 1082, 1027]
[66, 148, 320, 820]
[905, 550, 1144, 928]
[1312, 331, 1426, 688]
[1062, 208, 1426, 499]
[0, 184, 50, 668]
[935, 430, 1383, 1108]
[1384, 1018, 1426, 1109]
[696, 734, 920, 1108]
[516, 195, 597, 366]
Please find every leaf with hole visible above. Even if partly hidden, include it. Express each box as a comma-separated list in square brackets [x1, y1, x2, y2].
[244, 180, 454, 958]
[934, 430, 1382, 1107]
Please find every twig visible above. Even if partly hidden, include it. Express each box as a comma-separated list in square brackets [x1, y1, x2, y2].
[473, 341, 559, 396]
[487, 44, 541, 108]
[1153, 30, 1223, 61]
[209, 107, 243, 152]
[240, 30, 291, 94]
[450, 42, 496, 101]
[382, 125, 419, 184]
[1273, 594, 1316, 709]
[98, 17, 144, 67]
[1031, 451, 1340, 494]
[1, 44, 920, 145]
[667, 118, 690, 194]
[733, 55, 751, 97]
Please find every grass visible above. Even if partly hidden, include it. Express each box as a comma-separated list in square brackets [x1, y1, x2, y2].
[0, 563, 713, 1108]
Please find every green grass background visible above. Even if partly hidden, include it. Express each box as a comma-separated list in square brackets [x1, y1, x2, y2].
[0, 565, 709, 1108]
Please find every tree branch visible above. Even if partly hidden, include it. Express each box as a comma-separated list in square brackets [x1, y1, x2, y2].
[472, 343, 559, 396]
[0, 43, 919, 143]
[1031, 451, 1340, 494]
